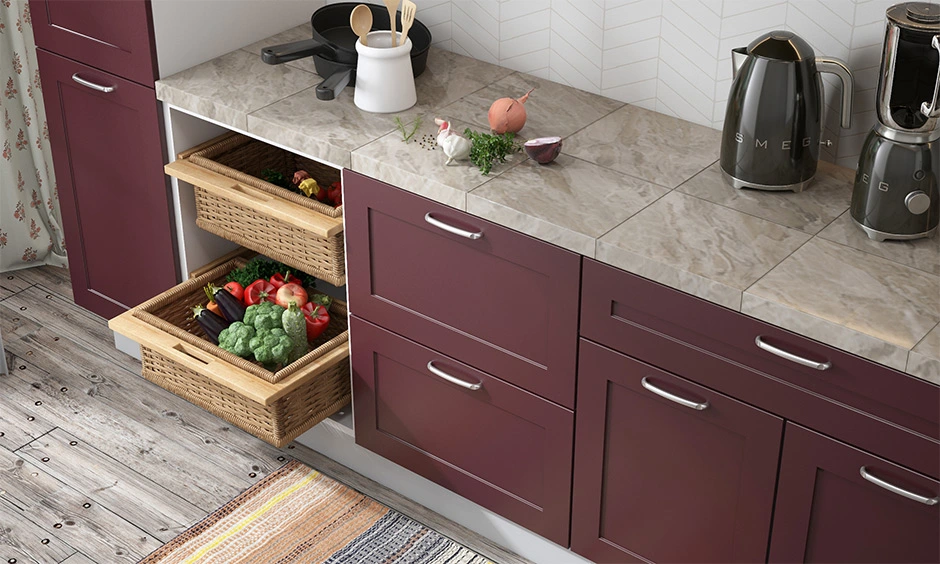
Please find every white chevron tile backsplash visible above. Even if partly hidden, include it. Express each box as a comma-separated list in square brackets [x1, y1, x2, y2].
[324, 0, 936, 170]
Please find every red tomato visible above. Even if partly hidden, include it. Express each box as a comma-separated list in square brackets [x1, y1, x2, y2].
[269, 272, 302, 289]
[301, 302, 330, 341]
[223, 281, 244, 302]
[244, 279, 277, 306]
[275, 283, 308, 309]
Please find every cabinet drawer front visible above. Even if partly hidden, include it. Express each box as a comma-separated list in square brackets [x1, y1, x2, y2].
[30, 0, 157, 85]
[581, 259, 940, 447]
[571, 340, 783, 563]
[344, 171, 580, 407]
[350, 316, 574, 545]
[38, 49, 177, 318]
[770, 424, 939, 563]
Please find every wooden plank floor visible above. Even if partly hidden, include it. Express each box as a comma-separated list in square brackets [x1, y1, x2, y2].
[0, 266, 529, 564]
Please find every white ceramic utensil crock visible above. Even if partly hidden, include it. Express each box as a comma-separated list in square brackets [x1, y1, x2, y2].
[354, 30, 416, 113]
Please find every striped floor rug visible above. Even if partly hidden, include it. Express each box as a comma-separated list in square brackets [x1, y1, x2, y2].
[142, 460, 495, 564]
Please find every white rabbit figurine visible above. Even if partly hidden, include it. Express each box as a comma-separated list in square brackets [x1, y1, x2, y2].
[434, 118, 472, 165]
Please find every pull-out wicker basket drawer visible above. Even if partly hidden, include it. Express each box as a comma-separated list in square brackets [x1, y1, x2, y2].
[109, 258, 350, 447]
[166, 133, 346, 286]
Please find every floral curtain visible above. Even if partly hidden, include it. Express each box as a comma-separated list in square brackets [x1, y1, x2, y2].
[0, 0, 66, 272]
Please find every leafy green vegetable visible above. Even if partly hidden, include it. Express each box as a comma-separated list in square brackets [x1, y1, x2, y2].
[244, 301, 284, 332]
[217, 322, 256, 357]
[463, 129, 521, 175]
[249, 327, 292, 367]
[260, 168, 291, 189]
[226, 257, 319, 290]
[395, 115, 422, 142]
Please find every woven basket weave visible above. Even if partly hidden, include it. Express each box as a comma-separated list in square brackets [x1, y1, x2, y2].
[129, 258, 350, 447]
[184, 134, 346, 286]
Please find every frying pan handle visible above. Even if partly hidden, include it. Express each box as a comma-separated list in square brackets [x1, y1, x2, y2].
[261, 38, 336, 64]
[316, 68, 353, 101]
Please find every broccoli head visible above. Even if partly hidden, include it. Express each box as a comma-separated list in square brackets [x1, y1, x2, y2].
[217, 321, 256, 358]
[244, 301, 284, 332]
[249, 327, 292, 366]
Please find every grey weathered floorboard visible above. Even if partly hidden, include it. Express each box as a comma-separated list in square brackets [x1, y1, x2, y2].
[18, 428, 206, 542]
[0, 392, 55, 452]
[14, 266, 72, 301]
[0, 447, 160, 563]
[0, 499, 76, 564]
[59, 552, 96, 564]
[0, 270, 34, 301]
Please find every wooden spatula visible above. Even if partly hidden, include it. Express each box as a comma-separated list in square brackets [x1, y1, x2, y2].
[400, 0, 417, 46]
[384, 0, 400, 47]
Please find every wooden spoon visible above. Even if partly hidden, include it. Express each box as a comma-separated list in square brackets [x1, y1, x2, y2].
[350, 4, 373, 47]
[383, 0, 400, 47]
[399, 0, 416, 46]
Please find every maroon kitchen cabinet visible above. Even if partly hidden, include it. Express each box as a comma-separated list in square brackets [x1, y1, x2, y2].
[37, 49, 177, 318]
[343, 170, 581, 408]
[350, 316, 574, 545]
[571, 339, 783, 563]
[30, 0, 157, 86]
[769, 424, 939, 563]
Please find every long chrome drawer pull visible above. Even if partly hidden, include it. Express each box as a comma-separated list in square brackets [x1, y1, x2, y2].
[755, 336, 832, 371]
[427, 361, 482, 390]
[641, 377, 709, 411]
[71, 73, 116, 93]
[860, 467, 938, 506]
[424, 213, 483, 240]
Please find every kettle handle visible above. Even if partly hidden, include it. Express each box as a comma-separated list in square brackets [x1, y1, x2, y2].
[815, 57, 854, 129]
[920, 36, 940, 119]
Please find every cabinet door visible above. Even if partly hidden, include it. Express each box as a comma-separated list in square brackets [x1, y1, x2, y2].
[29, 0, 157, 85]
[343, 170, 581, 408]
[571, 339, 783, 563]
[38, 49, 177, 318]
[351, 316, 574, 545]
[769, 424, 939, 563]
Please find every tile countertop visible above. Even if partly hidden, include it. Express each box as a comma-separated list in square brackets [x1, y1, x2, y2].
[156, 23, 940, 385]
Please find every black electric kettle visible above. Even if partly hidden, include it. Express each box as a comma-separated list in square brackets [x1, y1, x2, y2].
[719, 31, 855, 192]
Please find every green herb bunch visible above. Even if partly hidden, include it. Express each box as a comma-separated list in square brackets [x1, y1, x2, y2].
[225, 257, 319, 290]
[463, 129, 521, 175]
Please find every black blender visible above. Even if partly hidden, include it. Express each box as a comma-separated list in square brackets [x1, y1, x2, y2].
[852, 2, 940, 241]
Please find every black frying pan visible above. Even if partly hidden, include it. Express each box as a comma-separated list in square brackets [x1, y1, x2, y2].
[262, 3, 432, 101]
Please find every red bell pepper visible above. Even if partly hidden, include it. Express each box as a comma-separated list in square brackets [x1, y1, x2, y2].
[301, 302, 330, 341]
[269, 271, 302, 289]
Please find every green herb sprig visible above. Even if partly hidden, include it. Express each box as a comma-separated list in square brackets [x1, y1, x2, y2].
[395, 116, 422, 142]
[225, 257, 319, 290]
[463, 129, 521, 175]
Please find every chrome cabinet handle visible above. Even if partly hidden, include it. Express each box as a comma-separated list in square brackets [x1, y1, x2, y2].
[860, 466, 938, 506]
[641, 377, 709, 411]
[72, 73, 115, 93]
[424, 213, 483, 240]
[755, 336, 832, 371]
[427, 361, 482, 390]
[921, 36, 940, 119]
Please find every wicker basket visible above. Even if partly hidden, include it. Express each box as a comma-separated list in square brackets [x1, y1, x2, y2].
[109, 258, 350, 447]
[173, 133, 346, 286]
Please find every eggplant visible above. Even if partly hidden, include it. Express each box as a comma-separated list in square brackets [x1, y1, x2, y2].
[192, 305, 230, 344]
[206, 283, 247, 322]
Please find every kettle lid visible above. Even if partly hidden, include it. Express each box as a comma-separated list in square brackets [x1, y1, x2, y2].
[747, 31, 815, 61]
[887, 3, 940, 30]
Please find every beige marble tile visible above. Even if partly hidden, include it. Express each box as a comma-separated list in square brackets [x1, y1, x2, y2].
[411, 49, 516, 115]
[247, 86, 402, 168]
[596, 191, 812, 310]
[677, 161, 854, 234]
[817, 211, 940, 276]
[156, 50, 320, 130]
[741, 293, 912, 371]
[437, 72, 624, 140]
[745, 238, 940, 358]
[562, 105, 722, 189]
[351, 115, 525, 210]
[241, 23, 319, 75]
[467, 155, 669, 256]
[908, 323, 940, 384]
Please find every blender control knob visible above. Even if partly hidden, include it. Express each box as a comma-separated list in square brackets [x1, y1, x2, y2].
[905, 191, 931, 215]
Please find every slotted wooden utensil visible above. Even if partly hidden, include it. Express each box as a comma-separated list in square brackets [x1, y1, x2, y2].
[400, 0, 417, 45]
[350, 4, 373, 46]
[384, 0, 400, 46]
